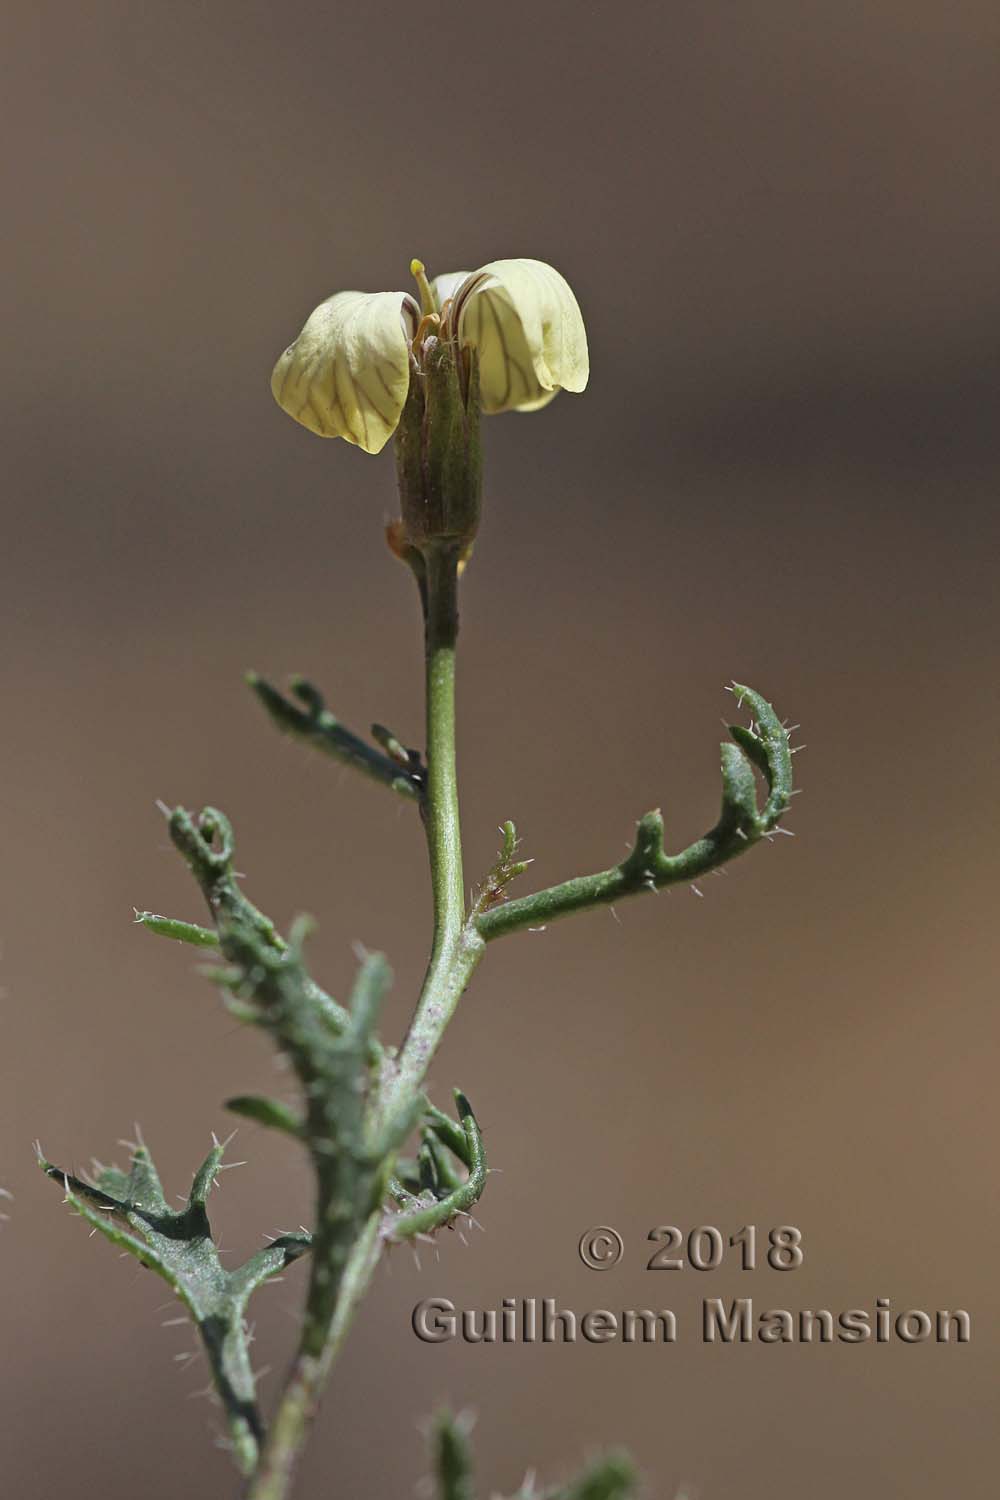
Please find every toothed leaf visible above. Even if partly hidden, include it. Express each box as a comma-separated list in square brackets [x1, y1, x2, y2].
[41, 1137, 307, 1476]
[476, 684, 796, 940]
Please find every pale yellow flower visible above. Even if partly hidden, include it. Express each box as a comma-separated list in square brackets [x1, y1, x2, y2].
[271, 258, 589, 454]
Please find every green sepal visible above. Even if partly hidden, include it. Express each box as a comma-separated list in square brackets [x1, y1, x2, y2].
[394, 337, 482, 550]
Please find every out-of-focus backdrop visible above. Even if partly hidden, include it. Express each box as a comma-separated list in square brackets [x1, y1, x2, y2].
[3, 3, 998, 1496]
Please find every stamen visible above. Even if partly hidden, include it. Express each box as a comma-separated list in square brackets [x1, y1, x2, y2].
[412, 311, 440, 349]
[409, 259, 437, 317]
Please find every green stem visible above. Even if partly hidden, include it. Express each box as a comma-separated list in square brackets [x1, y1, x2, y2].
[381, 546, 484, 1129]
[420, 544, 465, 950]
[245, 544, 484, 1500]
[245, 1214, 381, 1500]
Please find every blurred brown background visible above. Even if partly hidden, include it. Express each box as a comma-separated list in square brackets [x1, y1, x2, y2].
[3, 2, 998, 1496]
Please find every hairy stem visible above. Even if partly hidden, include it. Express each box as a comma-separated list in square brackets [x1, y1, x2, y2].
[246, 544, 483, 1499]
[246, 1215, 381, 1500]
[381, 545, 484, 1132]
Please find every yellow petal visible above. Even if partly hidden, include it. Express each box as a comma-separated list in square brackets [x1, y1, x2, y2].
[271, 291, 414, 454]
[456, 258, 589, 415]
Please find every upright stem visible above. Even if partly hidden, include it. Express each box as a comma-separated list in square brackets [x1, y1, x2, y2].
[246, 1215, 381, 1500]
[246, 542, 482, 1500]
[382, 545, 485, 1126]
[420, 543, 466, 955]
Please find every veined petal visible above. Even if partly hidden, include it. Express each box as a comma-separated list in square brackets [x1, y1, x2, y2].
[271, 290, 414, 454]
[429, 270, 470, 313]
[454, 258, 589, 415]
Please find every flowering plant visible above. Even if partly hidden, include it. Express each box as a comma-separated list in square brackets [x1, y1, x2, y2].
[42, 254, 794, 1500]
